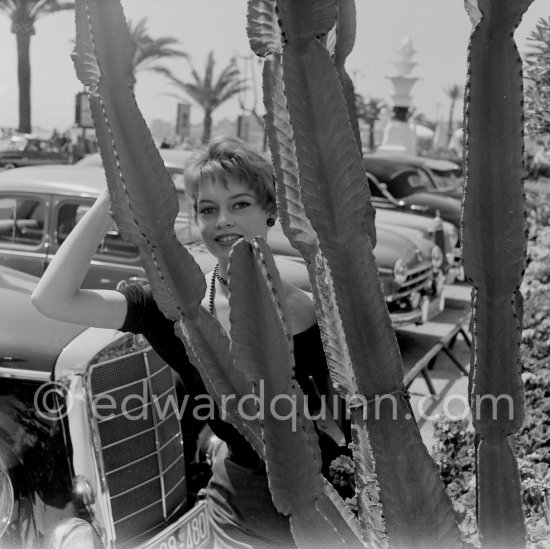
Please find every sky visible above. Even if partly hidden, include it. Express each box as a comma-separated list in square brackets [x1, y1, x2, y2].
[0, 0, 548, 134]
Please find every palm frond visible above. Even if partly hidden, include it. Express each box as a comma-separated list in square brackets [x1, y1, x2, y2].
[126, 15, 187, 78]
[33, 0, 74, 20]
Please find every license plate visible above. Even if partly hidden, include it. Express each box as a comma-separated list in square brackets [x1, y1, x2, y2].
[148, 501, 211, 549]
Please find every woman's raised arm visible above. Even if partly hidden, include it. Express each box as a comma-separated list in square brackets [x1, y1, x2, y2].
[31, 190, 128, 329]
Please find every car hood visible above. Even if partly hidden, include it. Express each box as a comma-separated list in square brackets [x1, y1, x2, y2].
[400, 192, 461, 226]
[267, 223, 424, 270]
[0, 267, 87, 375]
[376, 208, 438, 236]
[373, 226, 426, 269]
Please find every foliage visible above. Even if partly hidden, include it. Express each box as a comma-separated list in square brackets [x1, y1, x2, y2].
[524, 17, 550, 140]
[355, 93, 385, 151]
[443, 84, 463, 142]
[165, 51, 247, 143]
[0, 0, 74, 133]
[127, 17, 187, 85]
[0, 0, 72, 23]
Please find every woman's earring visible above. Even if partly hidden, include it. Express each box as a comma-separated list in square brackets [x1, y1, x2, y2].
[267, 217, 275, 227]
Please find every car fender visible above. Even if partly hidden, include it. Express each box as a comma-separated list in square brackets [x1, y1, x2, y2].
[399, 192, 462, 227]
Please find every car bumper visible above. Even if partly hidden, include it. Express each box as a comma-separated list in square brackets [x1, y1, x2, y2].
[389, 273, 446, 327]
[389, 290, 445, 327]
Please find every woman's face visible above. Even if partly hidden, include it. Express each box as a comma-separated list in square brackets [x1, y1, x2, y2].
[196, 176, 270, 263]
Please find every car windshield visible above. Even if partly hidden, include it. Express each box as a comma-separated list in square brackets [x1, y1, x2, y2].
[389, 169, 431, 198]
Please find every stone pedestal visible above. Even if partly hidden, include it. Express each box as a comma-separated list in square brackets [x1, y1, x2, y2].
[378, 120, 416, 154]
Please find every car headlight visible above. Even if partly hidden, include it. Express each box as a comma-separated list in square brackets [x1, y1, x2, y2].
[431, 245, 444, 269]
[45, 518, 101, 549]
[393, 258, 408, 286]
[0, 468, 14, 538]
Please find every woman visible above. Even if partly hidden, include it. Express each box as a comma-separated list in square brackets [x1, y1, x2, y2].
[32, 136, 343, 549]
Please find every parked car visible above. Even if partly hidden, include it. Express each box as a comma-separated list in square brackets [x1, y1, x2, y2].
[0, 134, 70, 169]
[374, 208, 460, 282]
[363, 155, 468, 217]
[362, 155, 463, 222]
[365, 153, 463, 199]
[0, 264, 213, 548]
[361, 156, 464, 275]
[0, 165, 445, 326]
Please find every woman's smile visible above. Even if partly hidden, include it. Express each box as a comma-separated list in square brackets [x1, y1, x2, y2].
[214, 232, 243, 246]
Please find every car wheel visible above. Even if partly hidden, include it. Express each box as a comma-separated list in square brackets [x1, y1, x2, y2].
[3, 163, 16, 169]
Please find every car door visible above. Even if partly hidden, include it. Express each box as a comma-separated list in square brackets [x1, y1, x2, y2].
[51, 197, 147, 289]
[0, 193, 50, 277]
[23, 139, 43, 167]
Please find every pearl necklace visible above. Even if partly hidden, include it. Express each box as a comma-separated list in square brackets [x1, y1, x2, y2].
[208, 264, 228, 314]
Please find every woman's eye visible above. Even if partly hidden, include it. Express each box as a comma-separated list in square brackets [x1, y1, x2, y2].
[234, 201, 251, 210]
[199, 206, 216, 215]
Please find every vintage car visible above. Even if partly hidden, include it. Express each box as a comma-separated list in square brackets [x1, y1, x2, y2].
[374, 208, 459, 282]
[0, 135, 70, 169]
[365, 153, 463, 199]
[0, 165, 445, 326]
[0, 264, 213, 548]
[362, 155, 463, 225]
[361, 157, 464, 275]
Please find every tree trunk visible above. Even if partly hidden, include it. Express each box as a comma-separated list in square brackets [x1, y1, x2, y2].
[16, 30, 32, 134]
[368, 121, 375, 151]
[447, 99, 456, 144]
[202, 110, 212, 143]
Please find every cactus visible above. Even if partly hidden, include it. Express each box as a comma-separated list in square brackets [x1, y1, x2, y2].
[462, 1, 533, 547]
[72, 0, 533, 547]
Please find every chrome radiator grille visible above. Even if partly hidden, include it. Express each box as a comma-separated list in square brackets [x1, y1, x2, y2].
[394, 264, 433, 299]
[88, 347, 187, 546]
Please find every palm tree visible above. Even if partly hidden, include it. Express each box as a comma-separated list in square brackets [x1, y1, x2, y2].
[166, 51, 247, 143]
[444, 84, 463, 143]
[0, 0, 74, 134]
[355, 94, 385, 151]
[127, 17, 187, 86]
